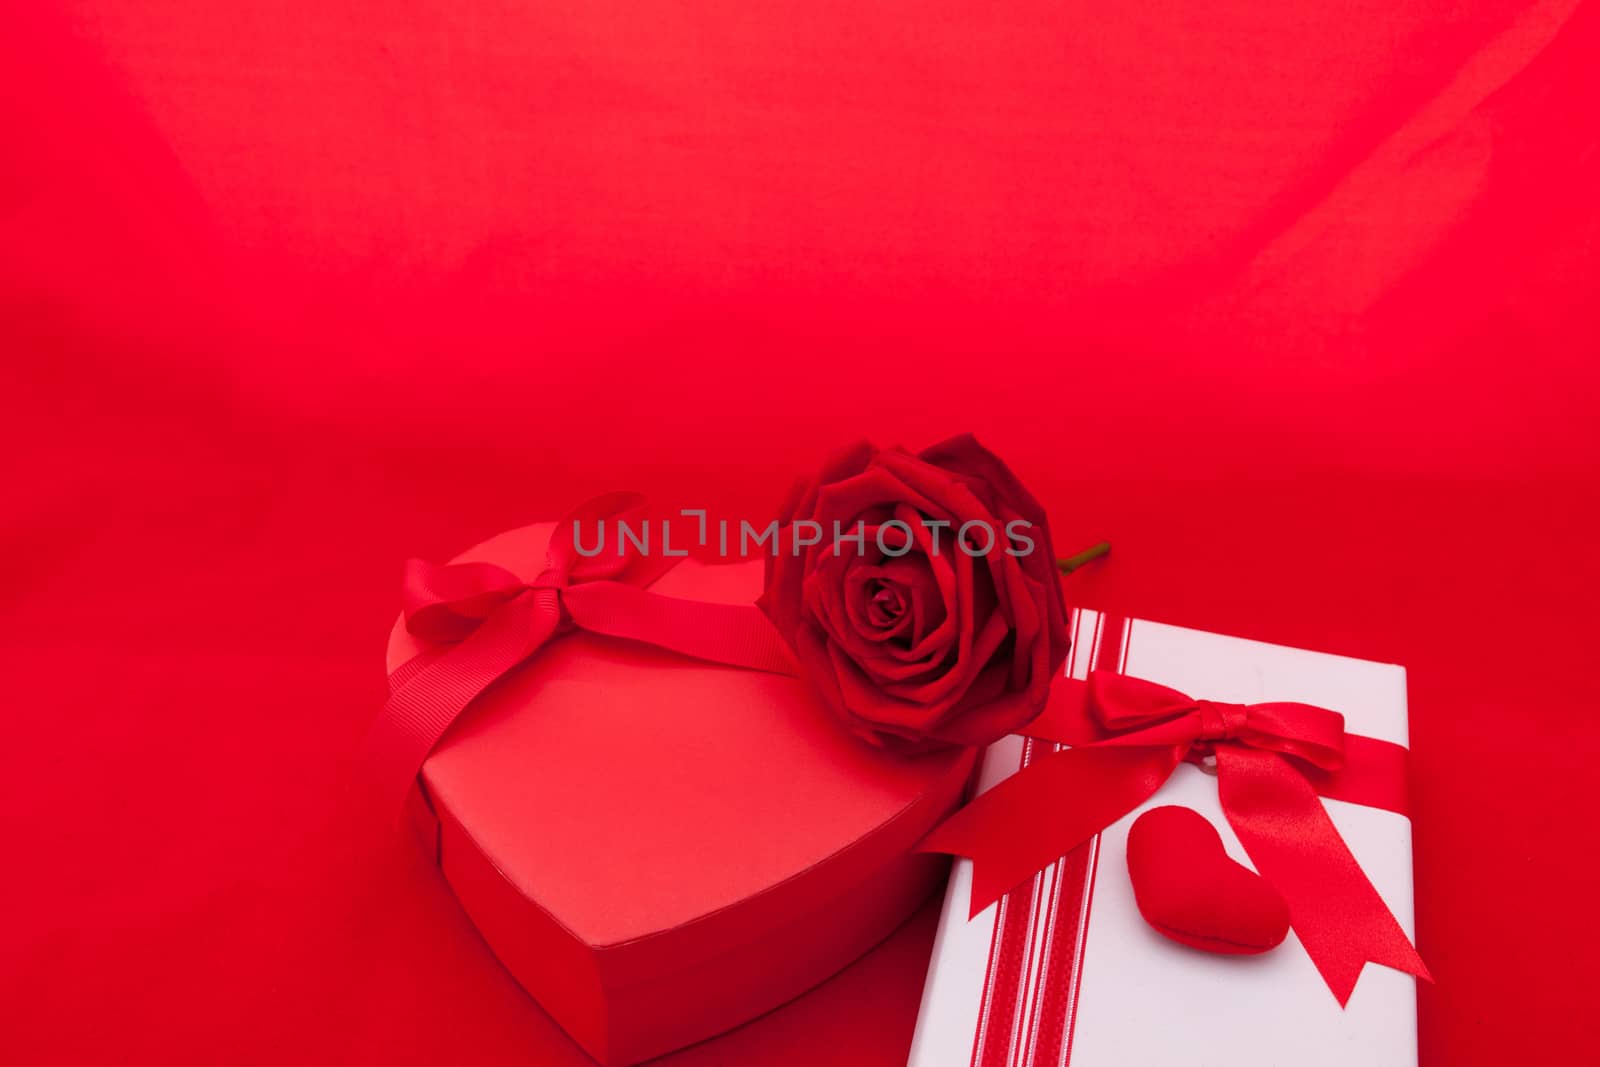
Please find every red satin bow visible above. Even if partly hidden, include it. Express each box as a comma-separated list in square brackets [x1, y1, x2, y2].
[920, 670, 1430, 1004]
[360, 493, 796, 817]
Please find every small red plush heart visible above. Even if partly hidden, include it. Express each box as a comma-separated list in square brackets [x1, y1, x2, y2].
[1126, 805, 1291, 956]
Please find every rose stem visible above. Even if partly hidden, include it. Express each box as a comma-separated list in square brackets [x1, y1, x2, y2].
[1057, 542, 1111, 574]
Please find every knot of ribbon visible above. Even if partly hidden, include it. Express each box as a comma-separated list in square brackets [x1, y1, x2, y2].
[1191, 700, 1249, 745]
[359, 493, 797, 818]
[920, 669, 1430, 1004]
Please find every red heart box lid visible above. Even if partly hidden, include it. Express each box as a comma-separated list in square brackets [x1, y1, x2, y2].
[385, 521, 974, 1063]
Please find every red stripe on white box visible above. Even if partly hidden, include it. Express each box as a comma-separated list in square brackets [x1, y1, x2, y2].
[967, 611, 1128, 1067]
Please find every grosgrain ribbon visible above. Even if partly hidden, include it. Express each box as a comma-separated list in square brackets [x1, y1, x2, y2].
[919, 669, 1431, 1004]
[360, 493, 797, 818]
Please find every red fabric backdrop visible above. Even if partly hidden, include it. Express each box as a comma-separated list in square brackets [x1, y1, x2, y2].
[3, 3, 1597, 1064]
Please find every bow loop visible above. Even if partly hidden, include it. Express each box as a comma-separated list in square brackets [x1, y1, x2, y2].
[1086, 670, 1346, 771]
[401, 559, 529, 644]
[1237, 700, 1348, 771]
[1087, 670, 1198, 730]
[549, 490, 660, 584]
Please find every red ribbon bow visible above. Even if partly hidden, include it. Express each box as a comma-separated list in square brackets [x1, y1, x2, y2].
[360, 493, 795, 817]
[920, 669, 1430, 1004]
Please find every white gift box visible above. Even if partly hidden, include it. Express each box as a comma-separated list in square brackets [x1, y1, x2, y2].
[909, 609, 1418, 1067]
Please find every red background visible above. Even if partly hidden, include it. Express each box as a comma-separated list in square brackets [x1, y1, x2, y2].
[3, 3, 1597, 1064]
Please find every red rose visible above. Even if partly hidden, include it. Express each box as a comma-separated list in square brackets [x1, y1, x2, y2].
[757, 435, 1071, 749]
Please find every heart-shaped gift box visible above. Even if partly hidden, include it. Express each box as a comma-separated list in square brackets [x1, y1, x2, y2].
[385, 521, 976, 1065]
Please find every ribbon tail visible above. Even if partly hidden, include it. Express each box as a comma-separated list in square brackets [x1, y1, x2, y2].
[920, 743, 1185, 917]
[359, 589, 560, 819]
[1217, 746, 1432, 1005]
